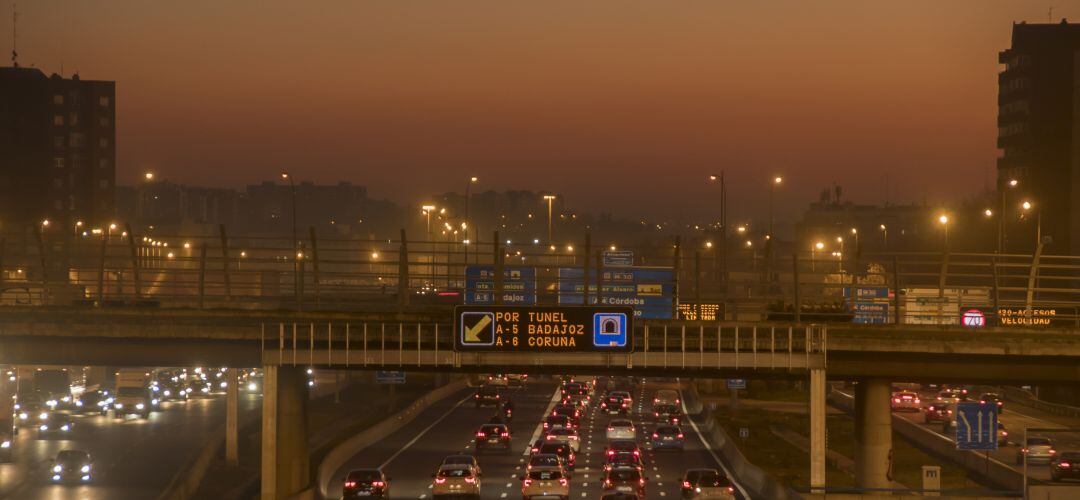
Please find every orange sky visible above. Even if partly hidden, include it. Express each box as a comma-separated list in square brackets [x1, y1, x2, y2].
[6, 1, 1079, 222]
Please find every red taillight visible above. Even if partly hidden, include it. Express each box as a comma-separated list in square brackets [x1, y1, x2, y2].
[476, 431, 485, 437]
[914, 399, 921, 404]
[652, 433, 659, 439]
[1050, 449, 1057, 455]
[1061, 462, 1072, 468]
[607, 450, 615, 456]
[464, 476, 476, 484]
[501, 432, 509, 438]
[639, 478, 646, 485]
[1002, 431, 1008, 436]
[893, 398, 900, 403]
[372, 481, 384, 488]
[559, 478, 568, 486]
[546, 435, 555, 440]
[435, 477, 446, 484]
[682, 481, 691, 488]
[633, 450, 640, 456]
[344, 481, 356, 488]
[601, 403, 607, 408]
[677, 433, 685, 439]
[727, 486, 735, 493]
[523, 478, 532, 487]
[980, 400, 986, 404]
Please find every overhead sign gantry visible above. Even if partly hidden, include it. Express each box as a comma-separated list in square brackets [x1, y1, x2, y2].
[454, 305, 634, 353]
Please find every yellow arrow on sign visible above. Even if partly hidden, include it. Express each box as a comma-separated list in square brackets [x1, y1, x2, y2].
[464, 314, 492, 343]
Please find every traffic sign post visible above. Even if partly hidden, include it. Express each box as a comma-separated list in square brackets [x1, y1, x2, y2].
[955, 402, 998, 450]
[454, 305, 634, 353]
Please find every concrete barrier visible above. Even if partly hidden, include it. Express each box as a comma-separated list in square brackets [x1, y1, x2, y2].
[829, 387, 1023, 493]
[312, 378, 469, 499]
[1000, 386, 1080, 419]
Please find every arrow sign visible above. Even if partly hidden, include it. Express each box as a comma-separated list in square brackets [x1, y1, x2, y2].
[955, 402, 998, 451]
[464, 314, 491, 342]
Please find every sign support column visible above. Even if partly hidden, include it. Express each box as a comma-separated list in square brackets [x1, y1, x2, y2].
[810, 368, 826, 491]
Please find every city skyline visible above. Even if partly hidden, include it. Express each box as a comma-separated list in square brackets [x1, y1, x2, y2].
[5, 1, 1079, 222]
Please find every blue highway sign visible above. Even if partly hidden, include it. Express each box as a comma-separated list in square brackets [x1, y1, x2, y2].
[955, 402, 998, 450]
[376, 371, 406, 384]
[727, 379, 747, 390]
[465, 266, 536, 305]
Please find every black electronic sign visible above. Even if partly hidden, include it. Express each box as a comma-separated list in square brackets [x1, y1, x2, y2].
[454, 305, 635, 353]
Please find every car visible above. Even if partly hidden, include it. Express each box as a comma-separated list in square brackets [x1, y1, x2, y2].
[487, 374, 510, 386]
[432, 464, 481, 499]
[552, 404, 581, 426]
[979, 393, 1005, 411]
[922, 404, 950, 424]
[546, 427, 581, 452]
[544, 415, 571, 431]
[662, 411, 686, 426]
[654, 389, 680, 406]
[15, 394, 48, 427]
[606, 419, 636, 440]
[565, 387, 590, 407]
[38, 413, 75, 436]
[610, 391, 633, 407]
[538, 442, 575, 470]
[601, 394, 630, 416]
[474, 385, 502, 408]
[507, 374, 527, 388]
[441, 454, 482, 476]
[1050, 451, 1080, 482]
[74, 390, 112, 416]
[475, 424, 511, 452]
[605, 451, 644, 472]
[603, 466, 647, 497]
[49, 449, 93, 483]
[530, 438, 546, 456]
[521, 467, 570, 500]
[651, 424, 686, 450]
[561, 381, 583, 396]
[653, 403, 680, 421]
[1017, 437, 1056, 464]
[997, 422, 1009, 447]
[890, 391, 921, 412]
[527, 453, 568, 474]
[342, 468, 390, 499]
[681, 468, 736, 499]
[606, 440, 642, 458]
[935, 390, 962, 405]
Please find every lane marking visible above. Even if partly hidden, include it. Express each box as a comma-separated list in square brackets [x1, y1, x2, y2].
[379, 393, 473, 469]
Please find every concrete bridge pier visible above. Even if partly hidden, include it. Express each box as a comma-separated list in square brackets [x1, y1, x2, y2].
[809, 368, 826, 491]
[260, 366, 310, 499]
[855, 378, 892, 493]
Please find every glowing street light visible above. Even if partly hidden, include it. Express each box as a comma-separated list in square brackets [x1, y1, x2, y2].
[984, 208, 993, 218]
[879, 224, 888, 250]
[543, 195, 557, 243]
[937, 214, 950, 249]
[705, 241, 713, 249]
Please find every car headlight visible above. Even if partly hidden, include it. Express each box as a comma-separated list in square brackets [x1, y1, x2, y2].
[248, 383, 257, 391]
[135, 403, 145, 410]
[0, 441, 9, 448]
[18, 412, 27, 420]
[40, 425, 48, 431]
[152, 399, 159, 405]
[201, 387, 209, 393]
[61, 424, 70, 431]
[75, 400, 83, 407]
[61, 396, 71, 403]
[163, 390, 171, 397]
[81, 465, 90, 473]
[81, 474, 90, 481]
[38, 412, 48, 420]
[46, 400, 57, 408]
[114, 403, 124, 409]
[220, 382, 227, 389]
[53, 465, 62, 473]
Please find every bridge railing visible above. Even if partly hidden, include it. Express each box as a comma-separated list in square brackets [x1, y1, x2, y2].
[259, 320, 827, 371]
[0, 228, 1076, 327]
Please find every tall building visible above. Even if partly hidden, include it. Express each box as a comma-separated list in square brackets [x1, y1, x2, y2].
[997, 20, 1080, 254]
[0, 67, 116, 233]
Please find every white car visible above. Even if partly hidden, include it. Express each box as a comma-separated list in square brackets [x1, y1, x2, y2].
[1017, 437, 1056, 465]
[606, 419, 636, 440]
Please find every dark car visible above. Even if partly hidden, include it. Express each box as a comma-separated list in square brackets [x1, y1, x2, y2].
[601, 394, 630, 416]
[605, 451, 644, 472]
[474, 385, 501, 408]
[538, 442, 575, 470]
[475, 424, 511, 452]
[651, 424, 686, 451]
[50, 449, 93, 483]
[530, 438, 546, 456]
[38, 413, 75, 437]
[923, 404, 950, 424]
[979, 393, 1005, 411]
[75, 390, 112, 416]
[681, 468, 735, 499]
[606, 440, 642, 458]
[552, 404, 581, 426]
[654, 403, 681, 421]
[544, 414, 571, 431]
[342, 468, 390, 499]
[603, 466, 647, 497]
[1051, 451, 1080, 482]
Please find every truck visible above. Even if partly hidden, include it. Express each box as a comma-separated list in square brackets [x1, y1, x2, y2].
[112, 369, 151, 419]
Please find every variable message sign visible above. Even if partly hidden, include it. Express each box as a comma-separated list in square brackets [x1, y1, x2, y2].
[557, 267, 674, 319]
[454, 305, 634, 353]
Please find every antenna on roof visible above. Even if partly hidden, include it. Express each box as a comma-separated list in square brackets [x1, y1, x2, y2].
[11, 4, 18, 67]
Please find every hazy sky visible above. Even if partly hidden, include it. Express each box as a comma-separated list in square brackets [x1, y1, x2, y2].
[5, 1, 1078, 224]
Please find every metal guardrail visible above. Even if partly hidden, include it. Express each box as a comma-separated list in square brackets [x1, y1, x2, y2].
[258, 321, 827, 372]
[1, 229, 1077, 326]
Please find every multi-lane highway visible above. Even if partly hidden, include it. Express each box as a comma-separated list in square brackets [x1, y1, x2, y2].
[327, 377, 744, 499]
[0, 391, 258, 499]
[890, 386, 1080, 484]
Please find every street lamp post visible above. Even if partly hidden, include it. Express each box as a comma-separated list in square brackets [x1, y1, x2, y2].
[707, 174, 728, 294]
[879, 224, 887, 251]
[835, 236, 844, 272]
[422, 204, 436, 286]
[465, 177, 478, 263]
[281, 172, 299, 308]
[768, 176, 783, 238]
[1000, 179, 1018, 253]
[1021, 200, 1041, 246]
[812, 241, 824, 272]
[543, 195, 556, 244]
[938, 214, 950, 250]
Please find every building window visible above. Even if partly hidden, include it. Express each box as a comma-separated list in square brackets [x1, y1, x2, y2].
[99, 179, 110, 189]
[53, 158, 65, 169]
[99, 96, 110, 107]
[99, 116, 110, 127]
[69, 113, 79, 126]
[98, 137, 109, 148]
[98, 158, 111, 169]
[53, 115, 65, 126]
[53, 94, 64, 105]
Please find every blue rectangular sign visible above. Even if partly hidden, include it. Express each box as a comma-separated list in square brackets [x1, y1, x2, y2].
[465, 266, 536, 305]
[727, 379, 747, 390]
[955, 402, 998, 450]
[844, 286, 890, 299]
[376, 371, 406, 384]
[557, 267, 674, 319]
[602, 250, 634, 267]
